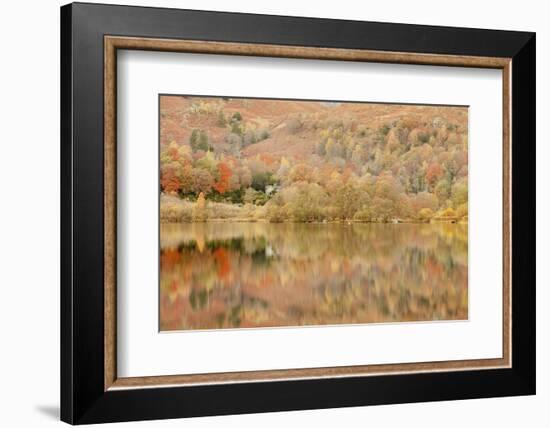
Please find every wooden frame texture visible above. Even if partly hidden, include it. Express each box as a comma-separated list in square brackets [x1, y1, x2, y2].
[62, 2, 535, 424]
[104, 36, 512, 390]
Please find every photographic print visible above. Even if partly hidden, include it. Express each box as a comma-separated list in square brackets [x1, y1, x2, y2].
[159, 95, 468, 331]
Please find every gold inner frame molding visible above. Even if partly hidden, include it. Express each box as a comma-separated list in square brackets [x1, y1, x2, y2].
[104, 35, 512, 391]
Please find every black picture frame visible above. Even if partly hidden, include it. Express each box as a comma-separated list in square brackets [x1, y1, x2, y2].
[61, 2, 536, 424]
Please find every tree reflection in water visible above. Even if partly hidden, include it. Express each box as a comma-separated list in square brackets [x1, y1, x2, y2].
[160, 222, 467, 331]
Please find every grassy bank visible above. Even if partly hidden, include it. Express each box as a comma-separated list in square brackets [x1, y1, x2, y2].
[160, 194, 466, 224]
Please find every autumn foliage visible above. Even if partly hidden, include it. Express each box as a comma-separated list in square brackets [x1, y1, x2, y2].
[212, 161, 232, 194]
[160, 96, 468, 223]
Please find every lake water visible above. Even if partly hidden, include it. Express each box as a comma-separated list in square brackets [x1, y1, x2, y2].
[160, 222, 468, 331]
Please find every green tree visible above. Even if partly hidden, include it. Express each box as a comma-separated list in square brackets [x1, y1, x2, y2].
[197, 130, 210, 151]
[216, 110, 227, 127]
[189, 129, 199, 148]
[189, 129, 210, 151]
[251, 172, 271, 192]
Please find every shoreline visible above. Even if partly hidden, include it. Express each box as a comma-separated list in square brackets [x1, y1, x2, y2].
[160, 218, 467, 225]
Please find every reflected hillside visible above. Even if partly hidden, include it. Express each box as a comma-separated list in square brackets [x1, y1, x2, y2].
[160, 222, 467, 331]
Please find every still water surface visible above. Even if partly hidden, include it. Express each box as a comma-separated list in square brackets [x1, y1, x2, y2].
[160, 222, 468, 331]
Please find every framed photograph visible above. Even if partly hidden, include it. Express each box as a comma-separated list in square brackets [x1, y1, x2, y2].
[60, 2, 535, 424]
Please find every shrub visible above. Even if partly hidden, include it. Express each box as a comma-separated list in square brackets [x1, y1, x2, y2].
[267, 205, 287, 223]
[439, 207, 457, 218]
[286, 118, 302, 133]
[225, 189, 244, 204]
[243, 188, 260, 204]
[243, 130, 257, 146]
[417, 208, 435, 222]
[160, 202, 193, 222]
[207, 202, 242, 219]
[291, 205, 325, 222]
[451, 182, 468, 207]
[323, 206, 339, 221]
[252, 205, 267, 220]
[251, 172, 271, 192]
[353, 209, 373, 222]
[380, 124, 391, 136]
[240, 203, 257, 218]
[356, 126, 367, 138]
[418, 133, 430, 144]
[230, 122, 243, 136]
[456, 203, 468, 218]
[254, 192, 269, 206]
[258, 129, 270, 141]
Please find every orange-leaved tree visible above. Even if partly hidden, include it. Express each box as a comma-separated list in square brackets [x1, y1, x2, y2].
[213, 161, 233, 194]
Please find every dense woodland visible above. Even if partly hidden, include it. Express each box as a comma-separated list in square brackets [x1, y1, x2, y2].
[159, 96, 468, 223]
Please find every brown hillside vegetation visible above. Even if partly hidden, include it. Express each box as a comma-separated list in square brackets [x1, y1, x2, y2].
[160, 95, 468, 223]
